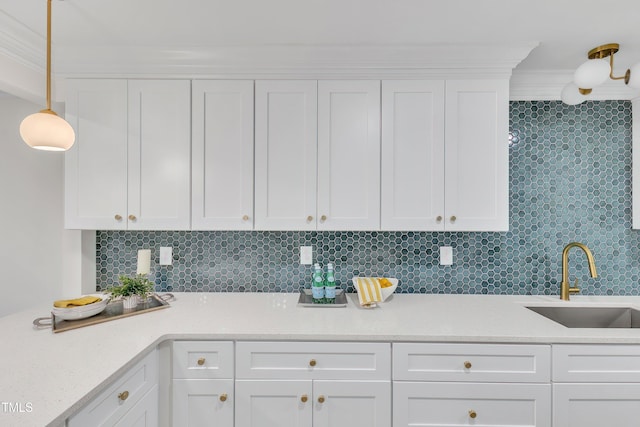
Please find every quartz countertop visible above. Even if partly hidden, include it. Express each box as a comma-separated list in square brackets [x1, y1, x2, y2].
[5, 292, 640, 426]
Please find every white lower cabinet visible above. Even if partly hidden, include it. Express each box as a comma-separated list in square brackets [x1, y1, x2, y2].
[235, 341, 391, 427]
[393, 343, 551, 427]
[313, 380, 390, 427]
[171, 341, 234, 427]
[235, 380, 390, 427]
[394, 382, 550, 427]
[173, 379, 234, 426]
[113, 385, 159, 427]
[552, 344, 640, 427]
[553, 383, 640, 427]
[235, 380, 311, 427]
[85, 341, 640, 427]
[67, 349, 158, 427]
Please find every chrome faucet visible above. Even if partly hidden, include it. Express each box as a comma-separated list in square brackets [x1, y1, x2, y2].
[560, 242, 597, 301]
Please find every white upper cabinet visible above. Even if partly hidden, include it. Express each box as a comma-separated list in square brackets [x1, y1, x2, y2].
[254, 80, 318, 230]
[192, 80, 254, 230]
[444, 79, 509, 231]
[255, 80, 380, 231]
[381, 79, 509, 232]
[317, 80, 381, 231]
[66, 77, 506, 232]
[65, 79, 128, 230]
[65, 79, 191, 230]
[127, 80, 191, 230]
[381, 80, 445, 231]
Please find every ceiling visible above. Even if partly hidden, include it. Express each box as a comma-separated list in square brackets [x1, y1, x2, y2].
[1, 0, 640, 101]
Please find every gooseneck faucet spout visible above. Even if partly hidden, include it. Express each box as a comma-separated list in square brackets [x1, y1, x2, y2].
[560, 242, 598, 301]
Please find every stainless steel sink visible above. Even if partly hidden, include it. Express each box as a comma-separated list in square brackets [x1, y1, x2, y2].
[526, 306, 640, 328]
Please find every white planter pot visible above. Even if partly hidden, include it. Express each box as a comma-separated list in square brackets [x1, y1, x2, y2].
[122, 296, 138, 309]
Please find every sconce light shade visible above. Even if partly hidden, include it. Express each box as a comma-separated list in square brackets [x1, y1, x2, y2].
[628, 63, 640, 90]
[561, 82, 587, 105]
[20, 110, 76, 151]
[574, 58, 611, 89]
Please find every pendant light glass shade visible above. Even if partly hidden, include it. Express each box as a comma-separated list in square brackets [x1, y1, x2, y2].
[574, 58, 610, 89]
[20, 0, 75, 151]
[561, 82, 587, 105]
[20, 110, 76, 151]
[627, 63, 640, 89]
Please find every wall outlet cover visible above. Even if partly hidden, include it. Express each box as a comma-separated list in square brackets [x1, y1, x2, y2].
[159, 247, 173, 266]
[300, 246, 313, 265]
[440, 246, 453, 266]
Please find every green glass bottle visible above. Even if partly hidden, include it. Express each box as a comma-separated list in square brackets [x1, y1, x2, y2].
[324, 263, 336, 303]
[311, 263, 325, 303]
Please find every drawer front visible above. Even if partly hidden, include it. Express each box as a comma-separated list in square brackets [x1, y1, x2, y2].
[554, 383, 640, 427]
[553, 344, 640, 382]
[236, 341, 391, 380]
[394, 381, 551, 427]
[68, 349, 158, 427]
[173, 341, 234, 379]
[393, 343, 551, 382]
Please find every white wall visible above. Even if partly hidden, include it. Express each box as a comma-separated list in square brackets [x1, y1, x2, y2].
[0, 95, 80, 316]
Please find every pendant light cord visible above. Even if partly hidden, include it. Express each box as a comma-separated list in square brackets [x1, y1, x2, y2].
[46, 0, 52, 112]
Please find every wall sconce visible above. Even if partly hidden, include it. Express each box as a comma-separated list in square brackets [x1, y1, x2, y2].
[561, 43, 640, 105]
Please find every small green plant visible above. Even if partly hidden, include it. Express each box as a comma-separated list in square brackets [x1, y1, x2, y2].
[110, 274, 155, 299]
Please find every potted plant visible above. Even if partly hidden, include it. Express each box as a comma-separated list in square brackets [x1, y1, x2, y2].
[109, 274, 155, 309]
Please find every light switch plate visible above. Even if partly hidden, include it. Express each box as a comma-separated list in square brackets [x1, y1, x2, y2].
[440, 246, 453, 265]
[300, 246, 313, 265]
[159, 247, 173, 265]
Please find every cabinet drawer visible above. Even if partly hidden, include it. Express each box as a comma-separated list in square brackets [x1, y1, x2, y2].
[236, 341, 391, 380]
[553, 344, 640, 382]
[394, 381, 551, 427]
[393, 343, 550, 382]
[67, 349, 158, 427]
[173, 341, 234, 379]
[554, 383, 640, 427]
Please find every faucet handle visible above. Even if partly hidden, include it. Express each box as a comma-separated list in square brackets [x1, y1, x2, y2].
[570, 278, 580, 294]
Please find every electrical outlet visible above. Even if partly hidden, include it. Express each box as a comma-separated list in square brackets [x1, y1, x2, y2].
[159, 247, 173, 265]
[440, 246, 453, 265]
[300, 246, 313, 265]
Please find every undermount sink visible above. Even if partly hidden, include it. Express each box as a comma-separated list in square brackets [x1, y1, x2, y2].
[526, 305, 640, 328]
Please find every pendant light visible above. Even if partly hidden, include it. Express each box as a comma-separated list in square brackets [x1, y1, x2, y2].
[19, 0, 75, 151]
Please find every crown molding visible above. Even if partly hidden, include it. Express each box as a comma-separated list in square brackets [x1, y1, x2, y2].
[5, 27, 636, 102]
[510, 70, 639, 101]
[54, 43, 538, 80]
[0, 10, 44, 72]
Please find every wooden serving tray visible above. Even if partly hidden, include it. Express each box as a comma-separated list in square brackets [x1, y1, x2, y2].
[48, 294, 171, 333]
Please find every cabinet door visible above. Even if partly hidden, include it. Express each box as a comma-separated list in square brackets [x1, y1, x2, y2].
[255, 80, 318, 230]
[127, 80, 191, 230]
[173, 379, 233, 427]
[381, 80, 445, 231]
[192, 80, 254, 230]
[554, 383, 640, 427]
[111, 385, 158, 427]
[394, 381, 551, 427]
[444, 79, 509, 231]
[235, 380, 312, 427]
[65, 79, 128, 229]
[318, 80, 381, 231]
[313, 381, 390, 427]
[68, 349, 158, 427]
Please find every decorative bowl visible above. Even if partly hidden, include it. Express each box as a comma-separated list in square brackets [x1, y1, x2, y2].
[352, 278, 398, 302]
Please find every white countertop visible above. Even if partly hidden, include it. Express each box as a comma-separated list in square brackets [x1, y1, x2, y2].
[5, 292, 640, 426]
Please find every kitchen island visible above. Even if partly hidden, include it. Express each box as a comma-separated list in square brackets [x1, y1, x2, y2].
[4, 292, 640, 426]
